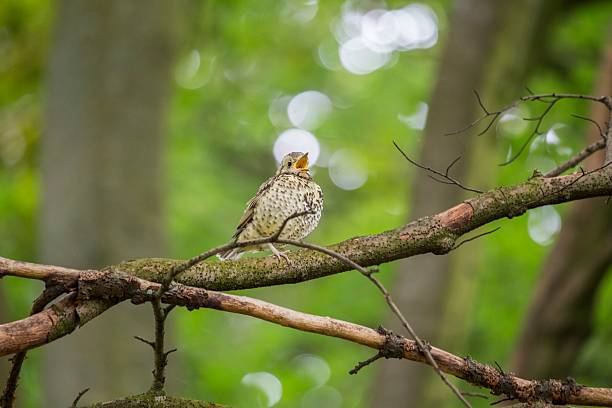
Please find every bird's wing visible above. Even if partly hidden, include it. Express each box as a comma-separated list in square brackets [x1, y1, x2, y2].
[232, 175, 277, 240]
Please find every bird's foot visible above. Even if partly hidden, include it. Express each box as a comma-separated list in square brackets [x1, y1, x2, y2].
[268, 244, 291, 264]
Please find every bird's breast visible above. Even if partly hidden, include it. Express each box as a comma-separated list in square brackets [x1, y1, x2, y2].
[253, 175, 323, 239]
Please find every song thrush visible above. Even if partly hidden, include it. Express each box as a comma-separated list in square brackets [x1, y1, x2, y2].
[218, 152, 323, 261]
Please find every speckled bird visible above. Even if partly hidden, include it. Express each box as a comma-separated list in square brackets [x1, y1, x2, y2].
[218, 152, 323, 261]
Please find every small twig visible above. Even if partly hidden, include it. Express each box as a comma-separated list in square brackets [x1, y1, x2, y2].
[70, 387, 90, 408]
[452, 227, 501, 250]
[571, 114, 606, 139]
[349, 352, 383, 374]
[134, 336, 155, 349]
[445, 90, 502, 137]
[163, 304, 176, 318]
[140, 210, 317, 394]
[267, 238, 471, 408]
[445, 92, 612, 166]
[500, 99, 558, 166]
[544, 138, 607, 177]
[1, 284, 67, 407]
[461, 391, 489, 400]
[359, 272, 472, 407]
[491, 397, 514, 406]
[393, 141, 483, 194]
[150, 297, 170, 394]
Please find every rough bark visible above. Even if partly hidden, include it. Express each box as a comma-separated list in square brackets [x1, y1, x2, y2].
[2, 164, 610, 310]
[83, 394, 226, 408]
[40, 0, 177, 405]
[97, 168, 607, 292]
[2, 265, 612, 406]
[511, 41, 612, 378]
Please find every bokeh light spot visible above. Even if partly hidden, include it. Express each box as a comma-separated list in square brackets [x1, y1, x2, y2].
[339, 37, 390, 75]
[175, 50, 215, 90]
[398, 102, 428, 130]
[282, 0, 318, 23]
[328, 149, 368, 190]
[300, 385, 343, 408]
[287, 90, 332, 130]
[527, 206, 561, 246]
[333, 2, 439, 75]
[241, 372, 283, 407]
[273, 129, 320, 164]
[292, 354, 331, 387]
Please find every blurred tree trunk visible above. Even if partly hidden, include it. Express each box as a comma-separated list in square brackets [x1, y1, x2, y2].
[371, 0, 549, 406]
[510, 40, 612, 379]
[371, 1, 505, 406]
[39, 0, 178, 405]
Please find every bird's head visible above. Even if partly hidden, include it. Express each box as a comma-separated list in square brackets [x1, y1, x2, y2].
[277, 152, 310, 176]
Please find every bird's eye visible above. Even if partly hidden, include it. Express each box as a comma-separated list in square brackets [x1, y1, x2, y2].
[286, 161, 292, 168]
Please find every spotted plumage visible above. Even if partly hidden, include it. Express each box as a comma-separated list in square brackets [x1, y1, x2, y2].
[218, 152, 323, 261]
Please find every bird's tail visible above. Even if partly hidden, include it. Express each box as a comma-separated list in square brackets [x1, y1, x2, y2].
[217, 247, 244, 261]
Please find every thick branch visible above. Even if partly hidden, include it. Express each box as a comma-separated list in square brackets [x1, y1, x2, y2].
[2, 168, 611, 293]
[0, 294, 114, 357]
[116, 167, 612, 290]
[2, 275, 612, 406]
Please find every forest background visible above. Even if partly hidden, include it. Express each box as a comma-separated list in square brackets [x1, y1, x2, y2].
[0, 0, 611, 407]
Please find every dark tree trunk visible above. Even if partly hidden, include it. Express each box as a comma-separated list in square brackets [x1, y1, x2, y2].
[371, 0, 549, 405]
[371, 0, 505, 405]
[39, 0, 178, 405]
[510, 42, 612, 379]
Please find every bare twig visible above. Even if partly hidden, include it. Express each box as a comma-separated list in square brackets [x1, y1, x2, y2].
[139, 210, 317, 394]
[268, 239, 471, 407]
[461, 391, 489, 400]
[501, 98, 558, 166]
[544, 138, 607, 177]
[359, 270, 472, 407]
[446, 92, 612, 166]
[393, 141, 483, 194]
[70, 388, 90, 408]
[134, 336, 155, 348]
[452, 227, 501, 250]
[570, 114, 606, 139]
[349, 351, 383, 374]
[149, 298, 168, 393]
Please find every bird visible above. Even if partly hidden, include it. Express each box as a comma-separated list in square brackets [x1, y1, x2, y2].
[218, 151, 323, 261]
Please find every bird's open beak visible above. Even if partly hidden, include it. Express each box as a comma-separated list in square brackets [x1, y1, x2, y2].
[294, 153, 309, 170]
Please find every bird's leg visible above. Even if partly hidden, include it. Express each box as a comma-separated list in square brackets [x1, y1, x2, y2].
[267, 243, 291, 264]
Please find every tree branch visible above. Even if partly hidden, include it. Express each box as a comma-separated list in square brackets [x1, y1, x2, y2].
[2, 273, 612, 406]
[1, 284, 68, 406]
[1, 167, 611, 295]
[112, 166, 612, 291]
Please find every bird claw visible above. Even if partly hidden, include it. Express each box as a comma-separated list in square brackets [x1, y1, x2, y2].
[274, 251, 292, 264]
[268, 244, 292, 265]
